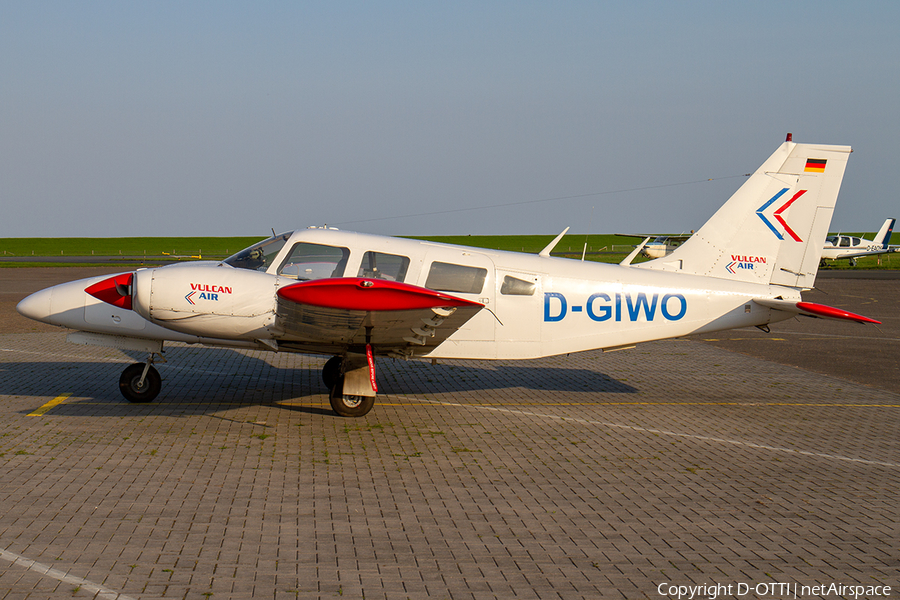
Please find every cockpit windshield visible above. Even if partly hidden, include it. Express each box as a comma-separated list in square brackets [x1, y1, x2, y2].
[223, 232, 292, 272]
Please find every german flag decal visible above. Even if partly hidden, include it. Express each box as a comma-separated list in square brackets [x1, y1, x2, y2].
[804, 158, 827, 173]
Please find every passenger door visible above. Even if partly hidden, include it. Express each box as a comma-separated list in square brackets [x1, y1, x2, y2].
[494, 269, 542, 358]
[419, 250, 496, 346]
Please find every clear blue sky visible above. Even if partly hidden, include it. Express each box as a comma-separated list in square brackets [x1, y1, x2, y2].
[2, 1, 898, 238]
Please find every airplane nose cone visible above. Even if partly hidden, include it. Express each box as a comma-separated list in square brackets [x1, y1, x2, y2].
[16, 288, 54, 324]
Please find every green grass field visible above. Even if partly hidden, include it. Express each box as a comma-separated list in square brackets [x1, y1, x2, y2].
[0, 232, 896, 269]
[0, 237, 261, 259]
[405, 233, 633, 253]
[407, 234, 899, 269]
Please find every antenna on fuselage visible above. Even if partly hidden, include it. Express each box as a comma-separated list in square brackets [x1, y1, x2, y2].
[539, 227, 570, 257]
[620, 237, 651, 267]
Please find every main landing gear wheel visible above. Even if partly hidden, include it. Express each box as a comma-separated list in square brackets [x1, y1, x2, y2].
[322, 355, 342, 389]
[119, 363, 161, 403]
[328, 380, 375, 418]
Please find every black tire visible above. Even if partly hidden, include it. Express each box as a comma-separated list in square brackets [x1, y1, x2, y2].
[328, 380, 375, 418]
[322, 355, 342, 389]
[119, 363, 161, 403]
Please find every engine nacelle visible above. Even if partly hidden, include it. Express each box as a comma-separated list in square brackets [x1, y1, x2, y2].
[132, 264, 280, 339]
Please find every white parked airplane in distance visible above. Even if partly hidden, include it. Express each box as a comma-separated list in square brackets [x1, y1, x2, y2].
[642, 235, 688, 259]
[17, 135, 880, 417]
[617, 234, 693, 259]
[821, 218, 896, 266]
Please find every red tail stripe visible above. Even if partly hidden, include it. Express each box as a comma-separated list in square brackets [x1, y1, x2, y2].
[774, 190, 807, 242]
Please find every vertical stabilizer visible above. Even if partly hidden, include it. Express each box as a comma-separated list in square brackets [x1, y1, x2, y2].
[875, 218, 895, 248]
[638, 140, 851, 289]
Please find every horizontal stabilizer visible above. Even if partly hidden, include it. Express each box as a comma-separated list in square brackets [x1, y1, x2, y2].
[753, 298, 880, 324]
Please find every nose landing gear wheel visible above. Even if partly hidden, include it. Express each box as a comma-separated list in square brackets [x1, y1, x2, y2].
[119, 363, 162, 403]
[328, 380, 375, 418]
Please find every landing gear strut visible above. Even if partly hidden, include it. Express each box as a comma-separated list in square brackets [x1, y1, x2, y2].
[119, 353, 164, 403]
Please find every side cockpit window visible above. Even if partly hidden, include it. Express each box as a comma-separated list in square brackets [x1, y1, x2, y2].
[500, 275, 535, 296]
[224, 233, 291, 272]
[278, 242, 350, 280]
[357, 251, 410, 282]
[425, 262, 487, 294]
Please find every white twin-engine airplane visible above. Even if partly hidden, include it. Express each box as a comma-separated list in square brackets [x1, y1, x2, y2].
[17, 137, 880, 417]
[821, 218, 896, 266]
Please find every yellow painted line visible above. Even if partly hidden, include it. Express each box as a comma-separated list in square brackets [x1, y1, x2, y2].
[275, 401, 900, 408]
[27, 393, 72, 417]
[702, 337, 786, 341]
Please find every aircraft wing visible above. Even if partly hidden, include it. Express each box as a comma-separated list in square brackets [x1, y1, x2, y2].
[834, 248, 899, 259]
[753, 298, 880, 324]
[615, 233, 693, 241]
[275, 278, 485, 352]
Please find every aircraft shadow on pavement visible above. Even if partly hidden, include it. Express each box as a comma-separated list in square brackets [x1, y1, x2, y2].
[2, 346, 636, 417]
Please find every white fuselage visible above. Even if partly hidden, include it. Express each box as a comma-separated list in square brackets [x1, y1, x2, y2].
[19, 227, 798, 361]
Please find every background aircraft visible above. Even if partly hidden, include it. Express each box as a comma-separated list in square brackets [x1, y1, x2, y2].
[821, 218, 896, 266]
[17, 137, 879, 417]
[618, 233, 693, 259]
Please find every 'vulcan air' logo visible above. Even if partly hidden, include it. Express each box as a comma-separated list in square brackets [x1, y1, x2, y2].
[756, 188, 807, 242]
[726, 254, 767, 274]
[186, 283, 233, 304]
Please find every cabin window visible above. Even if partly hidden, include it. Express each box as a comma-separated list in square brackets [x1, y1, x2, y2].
[839, 237, 851, 247]
[278, 242, 350, 280]
[425, 262, 487, 294]
[500, 275, 536, 296]
[357, 251, 410, 282]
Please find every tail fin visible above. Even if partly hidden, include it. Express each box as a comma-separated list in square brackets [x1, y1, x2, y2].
[875, 218, 895, 248]
[638, 139, 851, 289]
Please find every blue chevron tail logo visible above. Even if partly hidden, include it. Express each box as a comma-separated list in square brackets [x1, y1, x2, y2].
[756, 188, 789, 240]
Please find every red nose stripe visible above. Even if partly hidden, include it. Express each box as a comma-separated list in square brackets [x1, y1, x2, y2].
[85, 273, 134, 310]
